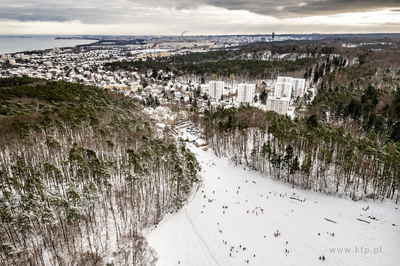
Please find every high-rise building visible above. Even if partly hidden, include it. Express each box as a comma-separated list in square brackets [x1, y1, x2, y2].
[15, 53, 25, 59]
[237, 84, 255, 103]
[267, 76, 306, 115]
[1, 54, 12, 60]
[274, 78, 292, 99]
[266, 98, 289, 115]
[292, 78, 306, 98]
[209, 81, 224, 100]
[274, 76, 306, 99]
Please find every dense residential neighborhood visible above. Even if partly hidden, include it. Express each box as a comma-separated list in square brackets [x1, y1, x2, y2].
[0, 40, 315, 126]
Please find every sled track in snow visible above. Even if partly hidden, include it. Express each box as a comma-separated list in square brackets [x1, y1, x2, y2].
[184, 209, 221, 266]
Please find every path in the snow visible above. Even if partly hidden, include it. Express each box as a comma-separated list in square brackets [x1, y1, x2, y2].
[146, 144, 400, 266]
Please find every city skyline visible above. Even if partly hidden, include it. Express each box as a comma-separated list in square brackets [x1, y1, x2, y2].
[1, 0, 400, 35]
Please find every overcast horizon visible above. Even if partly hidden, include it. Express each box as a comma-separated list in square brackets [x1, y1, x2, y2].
[1, 0, 400, 35]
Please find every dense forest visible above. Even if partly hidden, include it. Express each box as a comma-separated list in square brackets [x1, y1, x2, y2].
[236, 36, 400, 52]
[307, 49, 400, 144]
[105, 58, 316, 79]
[0, 78, 200, 265]
[199, 106, 399, 203]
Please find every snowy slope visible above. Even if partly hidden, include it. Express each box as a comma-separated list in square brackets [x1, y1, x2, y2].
[146, 144, 400, 266]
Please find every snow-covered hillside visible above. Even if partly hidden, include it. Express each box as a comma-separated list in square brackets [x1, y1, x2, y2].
[146, 144, 400, 266]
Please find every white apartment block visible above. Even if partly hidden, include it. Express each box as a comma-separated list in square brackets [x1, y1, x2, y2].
[209, 81, 224, 100]
[274, 82, 292, 99]
[292, 78, 306, 98]
[1, 54, 12, 60]
[15, 53, 25, 59]
[274, 76, 306, 99]
[266, 97, 289, 115]
[237, 83, 255, 103]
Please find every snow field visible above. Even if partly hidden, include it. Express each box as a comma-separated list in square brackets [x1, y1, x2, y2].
[146, 144, 400, 266]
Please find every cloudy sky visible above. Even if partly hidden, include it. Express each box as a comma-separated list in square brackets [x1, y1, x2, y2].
[1, 0, 400, 35]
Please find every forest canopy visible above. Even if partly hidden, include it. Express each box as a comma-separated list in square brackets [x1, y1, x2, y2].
[0, 78, 200, 265]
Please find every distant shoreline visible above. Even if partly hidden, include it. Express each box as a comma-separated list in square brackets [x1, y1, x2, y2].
[55, 37, 100, 41]
[0, 36, 97, 55]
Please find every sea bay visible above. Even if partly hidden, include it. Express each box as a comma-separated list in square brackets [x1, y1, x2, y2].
[0, 35, 97, 55]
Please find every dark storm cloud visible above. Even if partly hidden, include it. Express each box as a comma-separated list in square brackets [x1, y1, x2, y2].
[0, 0, 399, 24]
[0, 2, 156, 24]
[154, 0, 400, 17]
[282, 0, 400, 17]
[204, 0, 400, 17]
